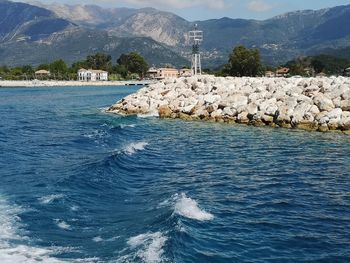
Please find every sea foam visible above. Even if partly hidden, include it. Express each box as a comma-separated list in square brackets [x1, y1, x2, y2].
[0, 195, 66, 263]
[54, 220, 71, 231]
[120, 124, 136, 129]
[137, 111, 159, 118]
[38, 194, 64, 205]
[122, 142, 148, 156]
[174, 193, 214, 221]
[126, 232, 167, 263]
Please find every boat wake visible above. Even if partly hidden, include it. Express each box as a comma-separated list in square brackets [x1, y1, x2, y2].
[0, 195, 67, 263]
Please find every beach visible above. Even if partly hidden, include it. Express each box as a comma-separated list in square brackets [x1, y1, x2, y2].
[0, 80, 155, 87]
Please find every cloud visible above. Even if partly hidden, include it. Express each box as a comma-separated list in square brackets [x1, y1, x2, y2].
[247, 0, 273, 12]
[101, 0, 227, 10]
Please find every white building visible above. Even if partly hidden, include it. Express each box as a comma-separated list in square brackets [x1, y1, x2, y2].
[78, 68, 108, 81]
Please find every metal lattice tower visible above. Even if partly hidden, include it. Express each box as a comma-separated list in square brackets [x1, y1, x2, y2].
[189, 25, 203, 76]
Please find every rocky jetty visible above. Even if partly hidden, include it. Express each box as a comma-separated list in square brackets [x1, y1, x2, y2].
[107, 75, 350, 135]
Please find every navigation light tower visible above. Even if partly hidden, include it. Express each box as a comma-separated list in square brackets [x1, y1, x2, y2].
[189, 25, 203, 76]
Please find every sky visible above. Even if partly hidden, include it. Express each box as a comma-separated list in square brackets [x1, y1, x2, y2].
[23, 0, 350, 21]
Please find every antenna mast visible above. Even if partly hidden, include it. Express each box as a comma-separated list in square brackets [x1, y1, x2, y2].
[189, 24, 203, 76]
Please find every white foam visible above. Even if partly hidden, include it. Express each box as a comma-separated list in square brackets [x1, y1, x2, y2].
[137, 111, 159, 118]
[127, 232, 167, 263]
[54, 220, 71, 230]
[38, 194, 64, 205]
[174, 193, 214, 221]
[92, 236, 103, 243]
[120, 124, 136, 129]
[93, 236, 120, 243]
[122, 142, 148, 156]
[0, 196, 67, 263]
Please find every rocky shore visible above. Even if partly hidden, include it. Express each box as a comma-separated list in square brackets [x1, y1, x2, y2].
[107, 75, 350, 135]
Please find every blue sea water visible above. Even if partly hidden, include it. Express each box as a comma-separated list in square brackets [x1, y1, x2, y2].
[0, 85, 350, 263]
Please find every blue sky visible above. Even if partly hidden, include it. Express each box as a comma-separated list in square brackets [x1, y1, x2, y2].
[25, 0, 350, 21]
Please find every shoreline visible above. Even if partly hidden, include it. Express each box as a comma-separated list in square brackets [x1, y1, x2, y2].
[0, 80, 156, 88]
[107, 75, 350, 135]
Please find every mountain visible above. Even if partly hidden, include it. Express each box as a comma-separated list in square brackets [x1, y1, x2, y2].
[1, 0, 350, 67]
[0, 0, 189, 67]
[0, 28, 189, 66]
[37, 1, 350, 66]
[0, 0, 74, 42]
[32, 2, 191, 47]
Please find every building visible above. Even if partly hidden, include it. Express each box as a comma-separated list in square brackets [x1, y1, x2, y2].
[78, 68, 108, 81]
[275, 67, 290, 77]
[265, 71, 275, 77]
[146, 67, 194, 80]
[35, 70, 50, 79]
[157, 68, 179, 79]
[146, 67, 159, 79]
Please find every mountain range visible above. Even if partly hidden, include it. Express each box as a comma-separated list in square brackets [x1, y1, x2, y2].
[1, 0, 350, 68]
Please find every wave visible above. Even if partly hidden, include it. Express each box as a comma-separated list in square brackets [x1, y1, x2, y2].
[125, 232, 168, 263]
[174, 193, 214, 221]
[137, 112, 159, 118]
[92, 236, 120, 243]
[120, 124, 136, 129]
[38, 194, 64, 205]
[54, 220, 71, 231]
[0, 195, 67, 263]
[122, 141, 149, 156]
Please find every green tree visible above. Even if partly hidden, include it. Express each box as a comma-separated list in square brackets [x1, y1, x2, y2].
[86, 53, 112, 71]
[311, 59, 325, 74]
[49, 59, 68, 80]
[117, 52, 149, 78]
[225, 46, 262, 77]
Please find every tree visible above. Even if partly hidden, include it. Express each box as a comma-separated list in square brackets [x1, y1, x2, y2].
[86, 53, 112, 71]
[49, 59, 68, 80]
[117, 52, 149, 78]
[225, 46, 262, 77]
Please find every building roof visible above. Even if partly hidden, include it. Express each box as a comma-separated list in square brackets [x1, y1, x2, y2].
[276, 67, 290, 74]
[159, 68, 178, 72]
[35, 69, 50, 74]
[78, 69, 108, 73]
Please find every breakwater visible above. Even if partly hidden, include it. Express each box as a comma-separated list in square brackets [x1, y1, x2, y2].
[107, 75, 350, 134]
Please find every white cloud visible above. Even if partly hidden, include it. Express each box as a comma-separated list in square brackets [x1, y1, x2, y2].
[247, 0, 273, 12]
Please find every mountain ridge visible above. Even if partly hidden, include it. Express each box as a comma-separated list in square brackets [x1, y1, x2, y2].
[1, 0, 350, 67]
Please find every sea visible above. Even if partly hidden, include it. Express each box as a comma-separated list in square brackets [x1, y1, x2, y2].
[0, 85, 350, 263]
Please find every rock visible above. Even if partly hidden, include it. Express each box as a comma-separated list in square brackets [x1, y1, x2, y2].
[237, 112, 249, 124]
[340, 100, 350, 111]
[204, 94, 221, 104]
[107, 75, 350, 135]
[158, 105, 172, 118]
[313, 94, 335, 111]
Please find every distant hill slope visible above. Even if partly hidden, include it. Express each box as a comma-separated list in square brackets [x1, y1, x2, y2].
[37, 1, 350, 66]
[0, 28, 189, 67]
[2, 0, 350, 67]
[0, 1, 189, 67]
[0, 0, 74, 42]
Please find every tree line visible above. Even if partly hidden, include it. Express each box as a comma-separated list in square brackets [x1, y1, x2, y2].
[218, 46, 350, 77]
[1, 47, 349, 80]
[0, 52, 149, 81]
